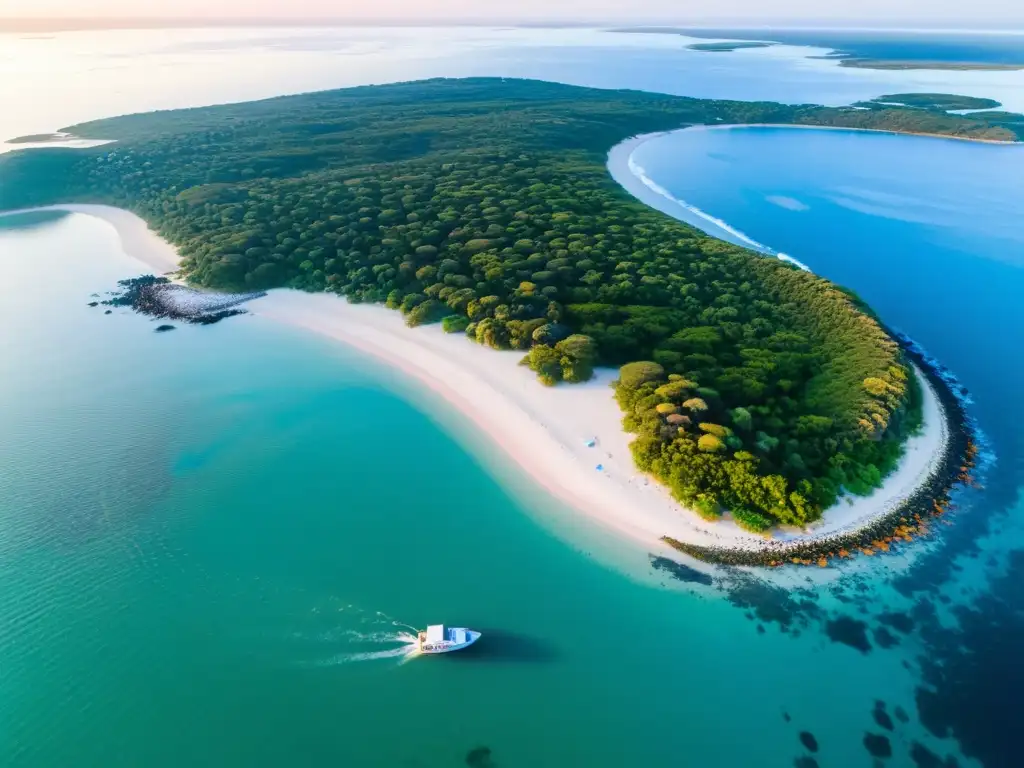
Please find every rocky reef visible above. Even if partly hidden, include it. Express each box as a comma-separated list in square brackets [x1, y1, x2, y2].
[97, 275, 265, 325]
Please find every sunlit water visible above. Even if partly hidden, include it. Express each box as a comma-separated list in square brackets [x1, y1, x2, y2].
[2, 26, 1024, 768]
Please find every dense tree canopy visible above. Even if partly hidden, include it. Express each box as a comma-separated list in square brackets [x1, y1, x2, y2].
[0, 77, 964, 526]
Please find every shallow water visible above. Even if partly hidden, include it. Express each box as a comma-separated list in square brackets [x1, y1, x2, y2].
[2, 26, 1024, 768]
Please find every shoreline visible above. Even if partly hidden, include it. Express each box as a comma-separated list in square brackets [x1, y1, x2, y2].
[606, 124, 1018, 268]
[244, 290, 955, 562]
[713, 122, 1020, 146]
[607, 126, 979, 564]
[0, 204, 181, 273]
[0, 203, 965, 566]
[667, 342, 977, 567]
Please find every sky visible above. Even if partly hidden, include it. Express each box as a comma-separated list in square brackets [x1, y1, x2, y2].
[1, 0, 1022, 26]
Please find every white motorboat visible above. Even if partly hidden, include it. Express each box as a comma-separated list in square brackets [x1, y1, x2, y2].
[417, 624, 481, 654]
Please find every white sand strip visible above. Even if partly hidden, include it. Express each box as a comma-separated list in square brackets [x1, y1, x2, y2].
[248, 290, 949, 554]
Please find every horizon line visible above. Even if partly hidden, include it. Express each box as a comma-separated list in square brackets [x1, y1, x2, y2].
[3, 17, 1024, 33]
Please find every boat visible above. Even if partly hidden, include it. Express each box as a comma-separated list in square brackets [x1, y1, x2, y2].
[417, 624, 481, 654]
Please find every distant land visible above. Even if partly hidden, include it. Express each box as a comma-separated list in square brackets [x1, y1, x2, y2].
[860, 93, 1003, 110]
[614, 27, 1024, 72]
[841, 94, 1024, 128]
[838, 59, 1023, 71]
[687, 41, 774, 52]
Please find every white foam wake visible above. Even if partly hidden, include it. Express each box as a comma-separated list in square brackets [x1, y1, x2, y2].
[626, 152, 812, 272]
[290, 606, 424, 667]
[303, 631, 422, 667]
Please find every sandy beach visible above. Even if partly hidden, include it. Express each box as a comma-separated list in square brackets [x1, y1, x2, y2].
[0, 204, 181, 274]
[0, 203, 951, 557]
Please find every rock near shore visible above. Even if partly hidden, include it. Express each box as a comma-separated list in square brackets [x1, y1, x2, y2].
[100, 275, 265, 325]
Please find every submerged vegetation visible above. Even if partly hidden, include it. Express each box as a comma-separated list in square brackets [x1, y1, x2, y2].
[0, 77, 1001, 527]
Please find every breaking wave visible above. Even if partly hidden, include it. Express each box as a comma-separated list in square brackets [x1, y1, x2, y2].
[626, 151, 812, 272]
[894, 331, 997, 475]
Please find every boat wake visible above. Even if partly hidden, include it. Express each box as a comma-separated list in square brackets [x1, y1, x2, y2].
[290, 606, 423, 667]
[310, 632, 422, 666]
[626, 151, 812, 272]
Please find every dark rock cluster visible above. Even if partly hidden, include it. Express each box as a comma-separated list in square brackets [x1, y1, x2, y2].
[94, 275, 265, 325]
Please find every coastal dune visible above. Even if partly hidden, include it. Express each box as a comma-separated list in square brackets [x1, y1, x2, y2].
[1, 203, 950, 560]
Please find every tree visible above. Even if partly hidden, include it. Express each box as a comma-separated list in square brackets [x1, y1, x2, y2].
[699, 423, 730, 438]
[523, 345, 563, 386]
[730, 407, 753, 431]
[442, 315, 470, 333]
[683, 397, 709, 413]
[863, 377, 890, 396]
[732, 508, 773, 533]
[655, 379, 696, 401]
[555, 334, 598, 382]
[405, 299, 447, 327]
[532, 322, 570, 345]
[698, 434, 725, 453]
[618, 362, 666, 390]
[473, 317, 509, 349]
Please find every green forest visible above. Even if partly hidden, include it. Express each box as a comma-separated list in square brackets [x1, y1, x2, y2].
[0, 77, 990, 528]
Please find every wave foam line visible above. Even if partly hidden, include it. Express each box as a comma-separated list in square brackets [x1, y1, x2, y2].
[627, 153, 812, 272]
[894, 331, 996, 474]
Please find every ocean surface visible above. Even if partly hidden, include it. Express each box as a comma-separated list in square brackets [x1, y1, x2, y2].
[658, 28, 1024, 66]
[2, 25, 1024, 768]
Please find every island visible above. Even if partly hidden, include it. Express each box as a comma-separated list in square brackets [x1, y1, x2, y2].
[687, 41, 774, 52]
[610, 27, 1024, 73]
[848, 94, 1024, 132]
[855, 93, 1003, 111]
[0, 78, 998, 565]
[838, 59, 1023, 72]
